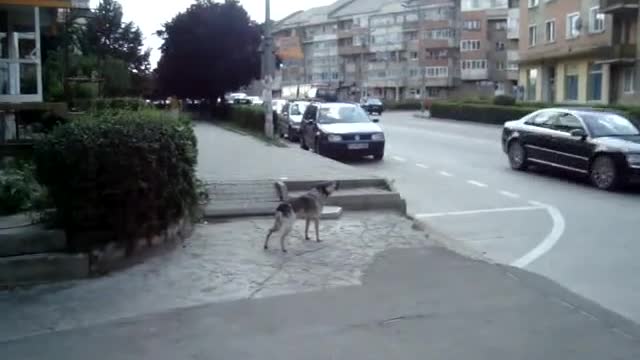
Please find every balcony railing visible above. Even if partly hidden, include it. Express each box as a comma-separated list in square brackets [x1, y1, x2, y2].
[600, 0, 639, 14]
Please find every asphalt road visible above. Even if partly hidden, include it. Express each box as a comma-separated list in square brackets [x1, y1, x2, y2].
[304, 111, 640, 325]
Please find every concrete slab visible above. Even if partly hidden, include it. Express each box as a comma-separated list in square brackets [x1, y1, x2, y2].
[0, 226, 66, 257]
[0, 253, 88, 287]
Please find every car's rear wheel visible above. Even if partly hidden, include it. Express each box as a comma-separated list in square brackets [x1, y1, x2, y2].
[590, 155, 621, 191]
[288, 127, 298, 142]
[508, 140, 528, 170]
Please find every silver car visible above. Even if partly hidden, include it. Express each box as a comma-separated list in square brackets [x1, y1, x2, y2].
[279, 100, 310, 141]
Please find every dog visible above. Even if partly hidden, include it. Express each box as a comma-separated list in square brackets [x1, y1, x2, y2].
[264, 181, 339, 253]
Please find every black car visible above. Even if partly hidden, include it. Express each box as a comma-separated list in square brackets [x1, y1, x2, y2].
[361, 98, 384, 115]
[502, 108, 640, 190]
[300, 102, 385, 160]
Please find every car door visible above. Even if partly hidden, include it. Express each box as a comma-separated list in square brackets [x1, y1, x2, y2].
[301, 105, 318, 146]
[522, 110, 563, 164]
[547, 112, 594, 173]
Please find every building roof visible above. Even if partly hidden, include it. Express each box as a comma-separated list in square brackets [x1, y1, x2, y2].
[330, 0, 395, 18]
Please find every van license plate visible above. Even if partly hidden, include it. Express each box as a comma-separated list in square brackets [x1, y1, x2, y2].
[348, 143, 369, 150]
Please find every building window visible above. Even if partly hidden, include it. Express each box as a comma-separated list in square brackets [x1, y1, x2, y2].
[496, 41, 505, 50]
[528, 0, 539, 7]
[409, 69, 418, 77]
[527, 68, 538, 101]
[495, 21, 507, 30]
[565, 65, 579, 101]
[545, 20, 555, 43]
[567, 13, 581, 39]
[425, 66, 448, 78]
[461, 59, 487, 70]
[589, 7, 605, 33]
[528, 24, 537, 47]
[410, 51, 418, 60]
[587, 63, 603, 101]
[461, 40, 481, 51]
[496, 61, 505, 70]
[463, 20, 481, 30]
[507, 62, 519, 71]
[623, 67, 635, 94]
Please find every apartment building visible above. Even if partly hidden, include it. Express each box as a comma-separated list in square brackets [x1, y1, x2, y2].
[274, 0, 461, 101]
[518, 0, 638, 105]
[460, 0, 519, 97]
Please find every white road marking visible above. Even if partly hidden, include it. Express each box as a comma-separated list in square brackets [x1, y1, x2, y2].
[511, 201, 565, 268]
[279, 177, 289, 180]
[392, 156, 407, 162]
[416, 163, 429, 169]
[415, 205, 544, 219]
[499, 190, 520, 199]
[467, 180, 488, 188]
[439, 171, 453, 177]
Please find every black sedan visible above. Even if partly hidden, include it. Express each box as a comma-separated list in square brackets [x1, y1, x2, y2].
[502, 108, 640, 190]
[361, 98, 384, 115]
[300, 102, 385, 160]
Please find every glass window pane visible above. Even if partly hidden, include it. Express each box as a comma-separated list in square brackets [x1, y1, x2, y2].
[20, 63, 37, 94]
[18, 35, 36, 60]
[0, 62, 9, 94]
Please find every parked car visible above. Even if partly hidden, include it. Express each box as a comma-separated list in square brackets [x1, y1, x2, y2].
[361, 98, 384, 115]
[300, 102, 385, 160]
[247, 96, 264, 106]
[278, 100, 310, 141]
[226, 92, 247, 104]
[502, 108, 640, 190]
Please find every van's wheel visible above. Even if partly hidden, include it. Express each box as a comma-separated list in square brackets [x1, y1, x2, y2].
[508, 140, 528, 170]
[590, 155, 621, 190]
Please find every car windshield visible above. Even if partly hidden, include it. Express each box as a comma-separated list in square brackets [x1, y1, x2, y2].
[318, 105, 371, 124]
[366, 98, 382, 105]
[290, 102, 309, 116]
[581, 113, 640, 137]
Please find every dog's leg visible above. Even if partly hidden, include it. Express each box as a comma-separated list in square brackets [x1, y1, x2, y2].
[264, 212, 283, 250]
[314, 218, 321, 242]
[305, 217, 311, 241]
[280, 225, 293, 253]
[264, 230, 274, 250]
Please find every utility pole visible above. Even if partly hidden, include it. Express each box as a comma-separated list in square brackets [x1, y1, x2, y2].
[261, 0, 275, 138]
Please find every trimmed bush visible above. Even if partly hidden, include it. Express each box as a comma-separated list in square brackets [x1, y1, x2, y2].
[225, 106, 265, 132]
[34, 109, 198, 253]
[384, 100, 422, 111]
[74, 98, 148, 112]
[430, 102, 539, 125]
[493, 95, 516, 106]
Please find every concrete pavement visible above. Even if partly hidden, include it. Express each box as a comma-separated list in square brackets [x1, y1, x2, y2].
[347, 111, 640, 324]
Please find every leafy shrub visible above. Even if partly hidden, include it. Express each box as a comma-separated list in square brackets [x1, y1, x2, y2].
[493, 95, 516, 106]
[74, 98, 148, 112]
[430, 102, 539, 125]
[34, 109, 198, 252]
[384, 100, 422, 111]
[225, 106, 265, 132]
[0, 161, 45, 216]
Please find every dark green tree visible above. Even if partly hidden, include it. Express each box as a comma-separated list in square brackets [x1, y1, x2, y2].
[155, 0, 261, 104]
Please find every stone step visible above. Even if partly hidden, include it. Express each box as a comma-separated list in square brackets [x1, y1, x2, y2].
[0, 225, 66, 257]
[0, 253, 89, 287]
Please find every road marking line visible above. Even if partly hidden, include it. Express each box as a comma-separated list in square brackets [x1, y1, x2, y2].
[467, 180, 488, 188]
[511, 201, 566, 268]
[392, 156, 407, 162]
[499, 190, 520, 199]
[279, 177, 289, 180]
[415, 205, 544, 219]
[416, 163, 429, 169]
[439, 171, 453, 177]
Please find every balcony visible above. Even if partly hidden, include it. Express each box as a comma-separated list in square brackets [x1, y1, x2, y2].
[600, 0, 639, 14]
[599, 44, 637, 63]
[461, 68, 489, 80]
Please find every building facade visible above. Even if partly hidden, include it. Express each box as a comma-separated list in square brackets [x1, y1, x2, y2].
[519, 0, 640, 105]
[274, 0, 465, 101]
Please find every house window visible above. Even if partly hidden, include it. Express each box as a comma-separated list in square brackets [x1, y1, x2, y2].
[589, 7, 605, 33]
[623, 67, 635, 94]
[496, 41, 505, 50]
[425, 66, 448, 78]
[565, 65, 579, 101]
[461, 59, 487, 69]
[567, 13, 581, 39]
[495, 21, 507, 30]
[461, 40, 481, 51]
[527, 68, 538, 101]
[410, 51, 418, 60]
[545, 20, 556, 42]
[528, 24, 537, 47]
[463, 20, 481, 30]
[528, 0, 539, 7]
[587, 63, 603, 101]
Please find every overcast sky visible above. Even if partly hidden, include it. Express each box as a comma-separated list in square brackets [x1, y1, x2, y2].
[90, 0, 334, 67]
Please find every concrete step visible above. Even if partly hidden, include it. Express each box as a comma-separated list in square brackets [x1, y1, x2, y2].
[204, 204, 343, 220]
[0, 253, 89, 287]
[288, 187, 406, 212]
[0, 225, 66, 257]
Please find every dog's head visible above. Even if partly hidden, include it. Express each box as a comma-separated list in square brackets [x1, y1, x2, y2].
[316, 181, 339, 196]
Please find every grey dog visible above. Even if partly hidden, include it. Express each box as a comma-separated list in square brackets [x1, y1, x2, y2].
[264, 181, 339, 253]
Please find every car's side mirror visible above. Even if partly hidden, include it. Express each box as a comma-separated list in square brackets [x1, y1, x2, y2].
[371, 118, 380, 123]
[570, 129, 587, 140]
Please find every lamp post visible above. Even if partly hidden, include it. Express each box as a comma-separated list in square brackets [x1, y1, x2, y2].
[402, 0, 426, 114]
[261, 0, 275, 138]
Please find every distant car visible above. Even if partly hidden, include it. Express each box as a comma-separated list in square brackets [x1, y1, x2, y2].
[247, 96, 264, 106]
[361, 98, 384, 115]
[299, 102, 385, 160]
[227, 93, 248, 104]
[278, 100, 310, 141]
[502, 108, 640, 190]
[272, 99, 287, 115]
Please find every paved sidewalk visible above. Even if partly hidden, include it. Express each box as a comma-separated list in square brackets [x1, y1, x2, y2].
[196, 122, 378, 181]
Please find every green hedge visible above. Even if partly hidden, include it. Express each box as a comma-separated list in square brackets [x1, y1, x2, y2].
[384, 100, 423, 111]
[34, 109, 198, 253]
[430, 102, 540, 125]
[74, 97, 149, 112]
[224, 106, 266, 132]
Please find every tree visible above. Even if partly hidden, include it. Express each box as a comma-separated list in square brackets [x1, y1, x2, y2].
[156, 0, 261, 104]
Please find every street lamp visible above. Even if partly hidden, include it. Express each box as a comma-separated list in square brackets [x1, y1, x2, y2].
[402, 0, 427, 114]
